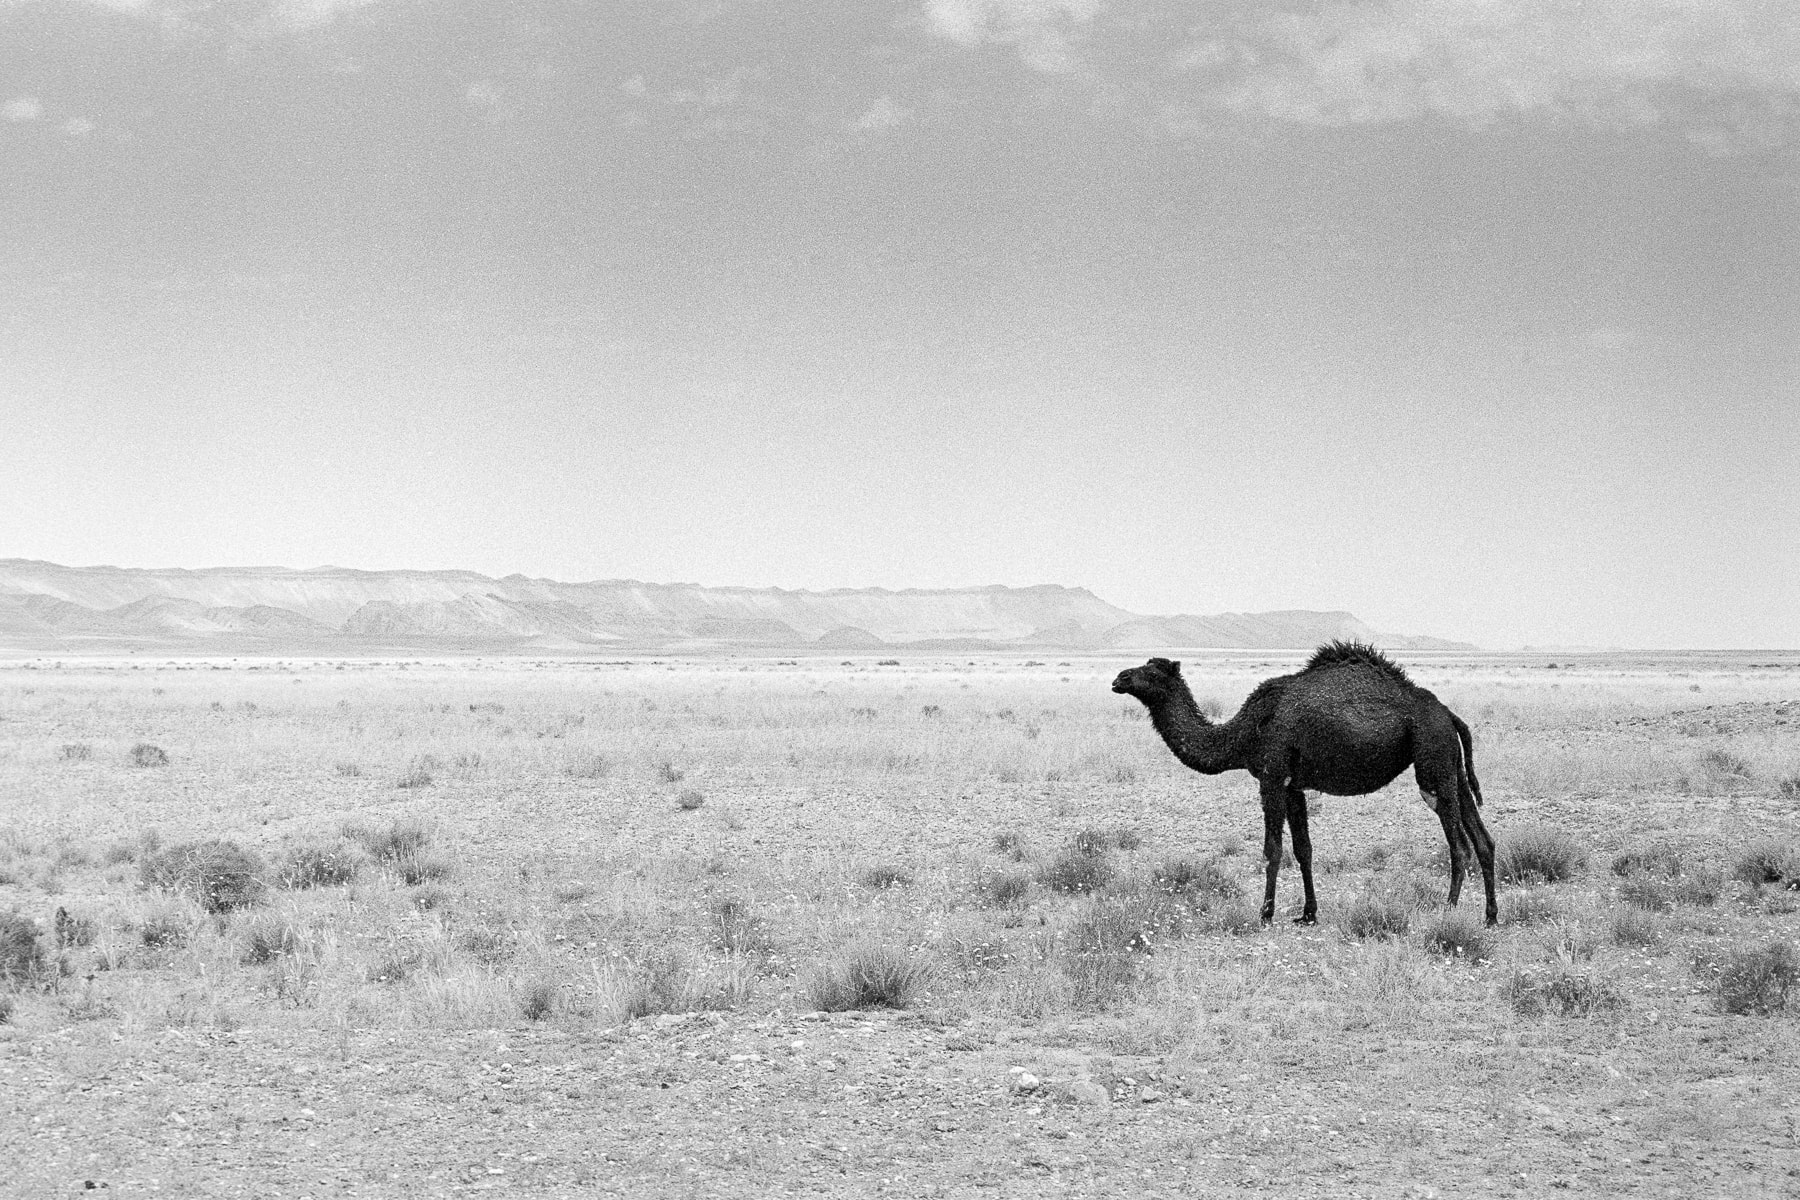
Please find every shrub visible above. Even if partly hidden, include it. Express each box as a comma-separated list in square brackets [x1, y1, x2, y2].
[1544, 921, 1599, 964]
[0, 910, 44, 987]
[1151, 855, 1241, 902]
[139, 840, 266, 913]
[605, 946, 749, 1019]
[392, 853, 453, 887]
[129, 743, 169, 767]
[519, 976, 560, 1021]
[1210, 904, 1263, 936]
[991, 831, 1028, 861]
[806, 943, 933, 1012]
[1038, 846, 1115, 895]
[1112, 827, 1143, 851]
[654, 760, 685, 784]
[564, 753, 610, 780]
[976, 869, 1031, 907]
[1071, 829, 1112, 856]
[1608, 907, 1662, 949]
[1731, 842, 1798, 887]
[277, 843, 360, 889]
[395, 760, 434, 789]
[1342, 895, 1410, 940]
[1612, 842, 1691, 878]
[241, 914, 301, 964]
[53, 907, 96, 949]
[1504, 967, 1626, 1017]
[710, 897, 773, 955]
[139, 908, 190, 949]
[1695, 747, 1753, 782]
[102, 841, 137, 866]
[351, 819, 431, 862]
[1715, 940, 1800, 1015]
[412, 884, 451, 912]
[676, 789, 706, 811]
[0, 995, 13, 1023]
[1778, 775, 1800, 800]
[1061, 915, 1146, 1010]
[333, 762, 363, 778]
[59, 743, 93, 761]
[1503, 889, 1561, 926]
[1422, 910, 1495, 961]
[1496, 826, 1586, 885]
[858, 864, 913, 890]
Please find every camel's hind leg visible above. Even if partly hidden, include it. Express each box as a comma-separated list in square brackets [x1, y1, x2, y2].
[1257, 777, 1289, 924]
[1458, 777, 1499, 926]
[1284, 784, 1318, 924]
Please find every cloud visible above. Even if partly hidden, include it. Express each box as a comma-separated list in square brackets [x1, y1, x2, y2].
[4, 96, 43, 123]
[271, 0, 381, 32]
[1179, 1, 1800, 147]
[852, 94, 910, 132]
[924, 0, 1103, 72]
[62, 116, 97, 136]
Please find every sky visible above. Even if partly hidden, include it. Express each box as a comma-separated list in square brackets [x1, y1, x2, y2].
[3, 0, 1797, 649]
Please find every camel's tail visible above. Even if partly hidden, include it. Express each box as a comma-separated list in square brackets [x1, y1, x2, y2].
[1450, 712, 1484, 809]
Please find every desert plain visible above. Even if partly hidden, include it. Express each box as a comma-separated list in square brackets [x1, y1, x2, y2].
[2, 650, 1799, 1197]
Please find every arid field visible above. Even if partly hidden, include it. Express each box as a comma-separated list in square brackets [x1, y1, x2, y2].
[4, 652, 1799, 1197]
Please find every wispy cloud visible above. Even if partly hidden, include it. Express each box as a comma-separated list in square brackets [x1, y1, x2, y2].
[4, 96, 44, 123]
[924, 0, 1103, 73]
[852, 94, 910, 132]
[1179, 1, 1800, 148]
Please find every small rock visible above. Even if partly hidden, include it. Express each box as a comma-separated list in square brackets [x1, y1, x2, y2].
[1011, 1072, 1040, 1094]
[1068, 1080, 1111, 1108]
[1139, 1087, 1164, 1104]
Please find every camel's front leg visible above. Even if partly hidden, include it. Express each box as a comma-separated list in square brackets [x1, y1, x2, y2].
[1258, 778, 1288, 923]
[1284, 785, 1317, 924]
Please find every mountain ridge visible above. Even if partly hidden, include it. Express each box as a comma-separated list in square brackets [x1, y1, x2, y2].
[0, 559, 1474, 653]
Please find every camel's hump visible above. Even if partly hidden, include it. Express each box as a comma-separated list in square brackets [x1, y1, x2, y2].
[1304, 640, 1411, 683]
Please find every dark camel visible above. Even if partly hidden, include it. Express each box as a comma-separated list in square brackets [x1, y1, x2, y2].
[1111, 642, 1497, 926]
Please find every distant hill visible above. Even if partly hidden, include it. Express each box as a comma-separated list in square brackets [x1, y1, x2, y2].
[0, 559, 1474, 653]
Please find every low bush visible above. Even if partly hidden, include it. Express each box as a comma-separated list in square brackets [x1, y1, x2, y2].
[53, 907, 96, 950]
[676, 789, 706, 811]
[1150, 855, 1241, 902]
[1611, 842, 1691, 878]
[1503, 889, 1561, 926]
[139, 841, 266, 913]
[0, 911, 44, 987]
[128, 743, 169, 767]
[710, 896, 773, 955]
[807, 943, 933, 1012]
[976, 869, 1032, 907]
[395, 760, 434, 789]
[1731, 842, 1798, 887]
[858, 864, 913, 890]
[1342, 895, 1410, 940]
[1422, 910, 1496, 961]
[241, 914, 301, 964]
[138, 908, 190, 949]
[1608, 907, 1662, 949]
[518, 976, 560, 1022]
[351, 819, 431, 862]
[606, 946, 750, 1018]
[1038, 846, 1115, 895]
[59, 743, 93, 762]
[1496, 826, 1586, 885]
[991, 831, 1027, 861]
[392, 853, 453, 887]
[1503, 967, 1626, 1016]
[277, 843, 361, 889]
[1715, 940, 1799, 1015]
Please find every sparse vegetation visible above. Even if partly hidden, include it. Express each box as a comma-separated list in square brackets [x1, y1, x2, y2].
[59, 742, 93, 761]
[1731, 841, 1797, 887]
[278, 843, 361, 889]
[806, 943, 933, 1012]
[1503, 966, 1626, 1016]
[128, 742, 169, 767]
[1711, 940, 1800, 1015]
[1496, 825, 1586, 885]
[1341, 895, 1410, 940]
[139, 840, 266, 913]
[858, 863, 913, 890]
[676, 788, 706, 810]
[0, 910, 45, 987]
[1038, 843, 1116, 895]
[1150, 855, 1240, 901]
[1422, 910, 1495, 961]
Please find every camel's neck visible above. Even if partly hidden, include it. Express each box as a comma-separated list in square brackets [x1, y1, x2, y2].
[1145, 684, 1240, 775]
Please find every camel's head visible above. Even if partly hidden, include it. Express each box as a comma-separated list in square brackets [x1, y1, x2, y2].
[1111, 657, 1182, 703]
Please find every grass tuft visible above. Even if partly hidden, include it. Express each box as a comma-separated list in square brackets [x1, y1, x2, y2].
[1731, 842, 1798, 887]
[1503, 888, 1561, 926]
[139, 840, 266, 913]
[1496, 825, 1586, 885]
[241, 913, 301, 964]
[1342, 895, 1411, 940]
[675, 789, 706, 811]
[0, 911, 45, 987]
[858, 864, 913, 890]
[1715, 940, 1799, 1015]
[1421, 909, 1495, 961]
[518, 975, 560, 1021]
[350, 818, 432, 863]
[1503, 966, 1626, 1016]
[128, 743, 169, 767]
[1150, 855, 1240, 901]
[1038, 845, 1115, 895]
[975, 868, 1032, 907]
[1608, 907, 1662, 949]
[59, 742, 93, 761]
[53, 907, 96, 949]
[807, 942, 933, 1012]
[277, 843, 361, 889]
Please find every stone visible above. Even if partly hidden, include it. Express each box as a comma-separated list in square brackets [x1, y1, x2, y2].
[1139, 1087, 1164, 1104]
[1068, 1080, 1111, 1108]
[1011, 1072, 1040, 1094]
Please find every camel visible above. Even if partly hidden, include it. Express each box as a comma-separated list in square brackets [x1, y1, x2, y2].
[1111, 642, 1497, 926]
